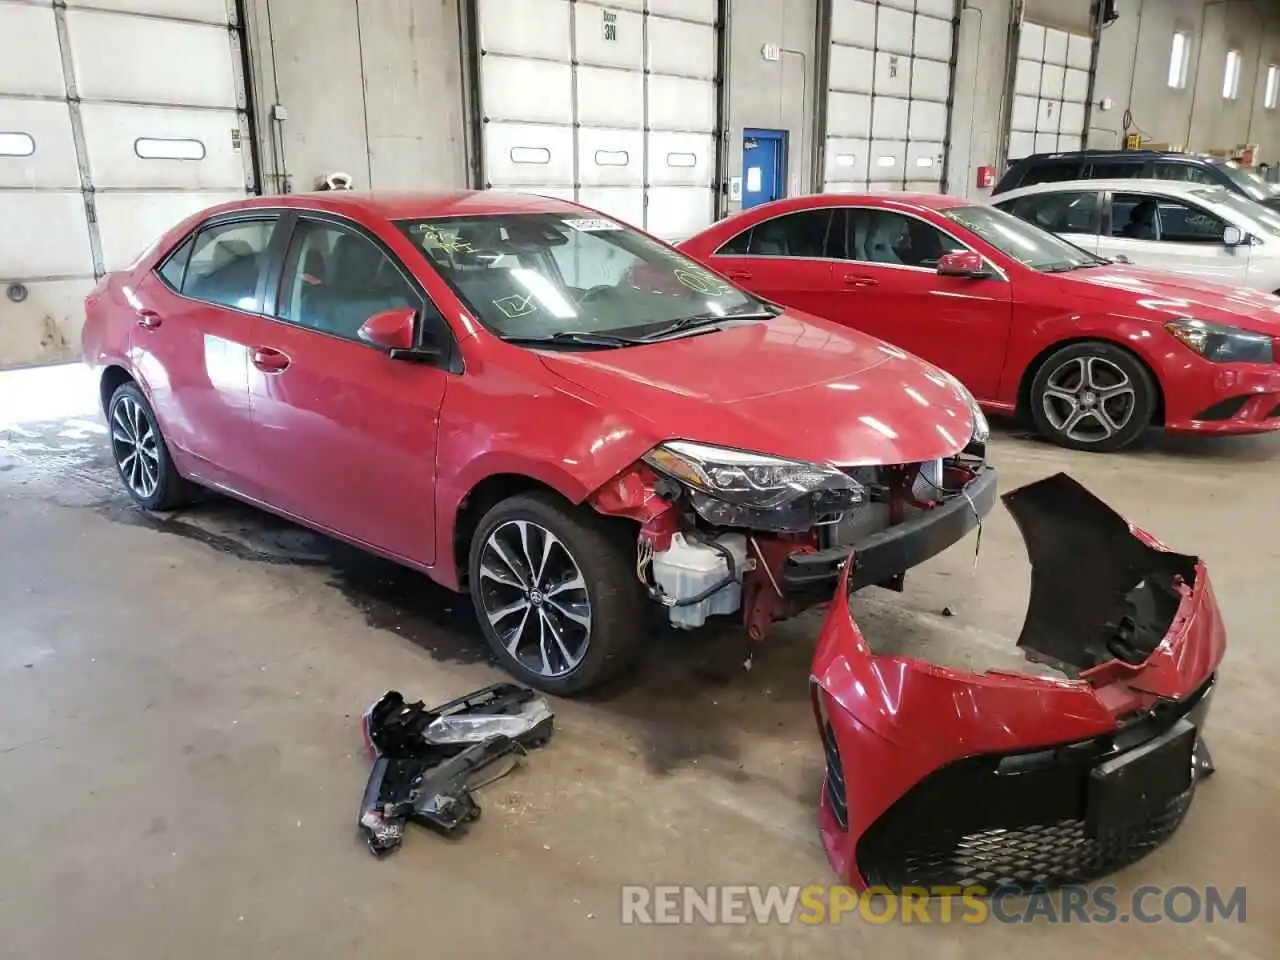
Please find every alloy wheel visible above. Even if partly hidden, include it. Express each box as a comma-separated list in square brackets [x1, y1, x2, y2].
[1041, 355, 1137, 444]
[110, 395, 162, 500]
[477, 520, 592, 679]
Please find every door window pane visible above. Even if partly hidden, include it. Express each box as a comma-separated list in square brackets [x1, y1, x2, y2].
[157, 235, 195, 290]
[183, 220, 275, 311]
[1003, 191, 1098, 233]
[1156, 199, 1228, 243]
[1020, 161, 1084, 186]
[1087, 160, 1142, 179]
[278, 221, 420, 340]
[1153, 162, 1215, 184]
[1110, 193, 1159, 239]
[844, 209, 968, 268]
[733, 209, 833, 257]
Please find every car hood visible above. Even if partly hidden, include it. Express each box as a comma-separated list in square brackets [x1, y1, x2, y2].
[537, 312, 979, 466]
[1063, 265, 1280, 333]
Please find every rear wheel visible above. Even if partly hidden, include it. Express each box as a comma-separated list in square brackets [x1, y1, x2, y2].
[468, 492, 646, 695]
[1029, 342, 1156, 452]
[107, 382, 196, 510]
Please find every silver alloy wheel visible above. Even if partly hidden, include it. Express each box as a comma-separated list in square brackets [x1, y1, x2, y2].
[1041, 355, 1137, 444]
[110, 395, 161, 500]
[478, 519, 592, 678]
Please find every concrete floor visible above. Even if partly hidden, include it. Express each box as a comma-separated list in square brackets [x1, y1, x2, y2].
[1, 365, 1278, 959]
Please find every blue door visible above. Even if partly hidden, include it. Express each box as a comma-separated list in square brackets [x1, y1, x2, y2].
[742, 128, 787, 210]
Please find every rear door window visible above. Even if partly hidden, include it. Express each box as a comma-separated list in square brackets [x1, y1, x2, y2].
[181, 219, 277, 312]
[1020, 161, 1085, 186]
[717, 209, 835, 258]
[1000, 191, 1100, 234]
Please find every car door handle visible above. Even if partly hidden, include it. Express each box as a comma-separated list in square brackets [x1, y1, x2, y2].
[251, 347, 291, 373]
[721, 267, 753, 280]
[135, 309, 163, 329]
[843, 275, 879, 288]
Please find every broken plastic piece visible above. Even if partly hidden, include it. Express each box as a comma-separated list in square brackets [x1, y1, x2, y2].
[357, 683, 555, 857]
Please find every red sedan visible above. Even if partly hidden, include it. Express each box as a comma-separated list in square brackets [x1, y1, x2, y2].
[81, 191, 997, 694]
[680, 193, 1280, 451]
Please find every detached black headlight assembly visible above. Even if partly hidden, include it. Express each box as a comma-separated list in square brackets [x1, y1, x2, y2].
[1166, 319, 1276, 364]
[642, 440, 865, 533]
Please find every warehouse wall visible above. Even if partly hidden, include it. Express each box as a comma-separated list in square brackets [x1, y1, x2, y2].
[242, 0, 468, 193]
[950, 0, 1015, 198]
[1092, 0, 1280, 158]
[723, 0, 819, 213]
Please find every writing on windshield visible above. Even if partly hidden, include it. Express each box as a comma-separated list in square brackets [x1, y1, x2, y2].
[395, 214, 765, 344]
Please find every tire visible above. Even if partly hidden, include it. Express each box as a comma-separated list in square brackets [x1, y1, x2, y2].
[467, 492, 646, 696]
[107, 381, 196, 510]
[1029, 341, 1157, 452]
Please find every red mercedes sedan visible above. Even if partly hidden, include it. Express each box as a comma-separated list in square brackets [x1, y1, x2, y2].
[680, 194, 1280, 451]
[81, 191, 997, 694]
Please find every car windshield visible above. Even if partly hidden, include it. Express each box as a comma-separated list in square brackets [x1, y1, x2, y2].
[395, 213, 772, 346]
[1215, 160, 1279, 202]
[1190, 188, 1280, 235]
[943, 204, 1106, 272]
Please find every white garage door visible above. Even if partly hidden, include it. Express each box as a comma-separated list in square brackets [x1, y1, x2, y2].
[0, 0, 253, 369]
[822, 0, 956, 194]
[474, 0, 719, 241]
[1008, 21, 1093, 159]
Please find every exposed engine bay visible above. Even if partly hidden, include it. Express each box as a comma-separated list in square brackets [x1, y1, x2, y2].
[590, 438, 994, 641]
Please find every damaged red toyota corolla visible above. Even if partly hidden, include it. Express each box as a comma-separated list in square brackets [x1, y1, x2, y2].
[81, 191, 994, 694]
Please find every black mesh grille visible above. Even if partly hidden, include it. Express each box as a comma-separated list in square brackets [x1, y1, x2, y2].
[856, 678, 1213, 892]
[1194, 396, 1251, 421]
[822, 721, 848, 831]
[858, 783, 1194, 890]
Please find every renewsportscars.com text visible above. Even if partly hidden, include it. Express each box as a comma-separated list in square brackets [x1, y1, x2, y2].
[620, 884, 1247, 925]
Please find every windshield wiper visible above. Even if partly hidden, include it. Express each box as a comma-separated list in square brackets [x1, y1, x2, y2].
[641, 308, 778, 340]
[501, 330, 645, 349]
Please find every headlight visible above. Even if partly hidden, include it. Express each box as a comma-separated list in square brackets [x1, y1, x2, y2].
[643, 440, 864, 509]
[937, 370, 990, 444]
[1165, 318, 1275, 364]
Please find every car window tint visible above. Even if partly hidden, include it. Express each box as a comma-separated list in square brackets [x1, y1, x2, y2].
[157, 235, 195, 290]
[843, 209, 967, 268]
[1110, 193, 1160, 239]
[1087, 160, 1142, 179]
[739, 209, 833, 257]
[182, 220, 275, 311]
[1004, 192, 1097, 234]
[1153, 162, 1215, 184]
[716, 228, 753, 255]
[278, 220, 421, 340]
[1156, 199, 1228, 243]
[1020, 162, 1084, 186]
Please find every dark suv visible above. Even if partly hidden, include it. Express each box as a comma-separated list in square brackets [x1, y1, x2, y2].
[994, 150, 1280, 211]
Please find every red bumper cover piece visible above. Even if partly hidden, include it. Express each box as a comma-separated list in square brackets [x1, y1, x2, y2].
[811, 473, 1226, 891]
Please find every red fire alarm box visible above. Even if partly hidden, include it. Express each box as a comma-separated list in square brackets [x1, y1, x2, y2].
[976, 165, 995, 189]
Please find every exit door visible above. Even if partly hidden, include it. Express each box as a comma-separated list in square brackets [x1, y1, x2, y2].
[742, 128, 787, 209]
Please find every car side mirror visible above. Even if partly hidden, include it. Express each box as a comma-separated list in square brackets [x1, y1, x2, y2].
[937, 251, 990, 278]
[358, 307, 441, 363]
[1223, 226, 1247, 247]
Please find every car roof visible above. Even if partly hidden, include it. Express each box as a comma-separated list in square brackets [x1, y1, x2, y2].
[766, 192, 973, 213]
[217, 189, 588, 221]
[1014, 150, 1221, 165]
[994, 179, 1235, 202]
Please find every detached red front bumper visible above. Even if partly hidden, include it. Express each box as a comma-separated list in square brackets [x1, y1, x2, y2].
[811, 473, 1226, 892]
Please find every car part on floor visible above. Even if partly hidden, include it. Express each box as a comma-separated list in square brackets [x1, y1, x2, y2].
[358, 683, 555, 857]
[811, 472, 1225, 892]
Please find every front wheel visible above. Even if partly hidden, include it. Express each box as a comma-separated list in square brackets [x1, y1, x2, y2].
[1029, 342, 1156, 452]
[468, 492, 647, 695]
